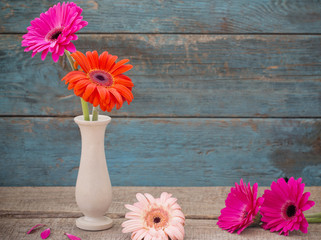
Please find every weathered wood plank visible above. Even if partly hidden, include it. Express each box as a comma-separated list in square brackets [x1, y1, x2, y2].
[1, 187, 321, 218]
[0, 218, 320, 240]
[1, 0, 321, 33]
[1, 118, 320, 186]
[1, 34, 321, 117]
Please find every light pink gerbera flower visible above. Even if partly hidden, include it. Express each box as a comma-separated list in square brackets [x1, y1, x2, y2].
[122, 192, 185, 240]
[260, 177, 315, 236]
[22, 2, 87, 62]
[217, 179, 264, 234]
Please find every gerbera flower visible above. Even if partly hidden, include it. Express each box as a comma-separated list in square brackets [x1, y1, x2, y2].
[217, 179, 264, 234]
[62, 50, 134, 112]
[260, 177, 315, 236]
[122, 192, 185, 240]
[22, 2, 87, 62]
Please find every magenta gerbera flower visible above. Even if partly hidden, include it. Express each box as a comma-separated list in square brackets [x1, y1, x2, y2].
[217, 179, 264, 234]
[22, 2, 87, 62]
[260, 177, 315, 236]
[122, 192, 185, 240]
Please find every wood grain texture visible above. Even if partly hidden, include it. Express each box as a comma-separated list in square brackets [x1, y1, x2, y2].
[1, 187, 321, 218]
[0, 187, 321, 239]
[1, 34, 321, 117]
[1, 0, 321, 33]
[1, 218, 321, 240]
[1, 118, 321, 186]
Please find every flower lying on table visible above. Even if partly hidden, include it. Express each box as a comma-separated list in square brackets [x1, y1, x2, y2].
[260, 177, 315, 236]
[122, 192, 185, 240]
[218, 177, 320, 236]
[217, 179, 264, 234]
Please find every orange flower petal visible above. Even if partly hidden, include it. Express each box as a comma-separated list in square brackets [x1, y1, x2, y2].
[112, 64, 133, 76]
[99, 51, 109, 69]
[105, 55, 118, 72]
[71, 51, 90, 73]
[82, 83, 96, 101]
[73, 61, 79, 70]
[86, 51, 99, 69]
[109, 88, 123, 108]
[88, 91, 96, 104]
[93, 95, 100, 107]
[113, 84, 134, 102]
[67, 82, 76, 90]
[74, 81, 90, 96]
[107, 94, 116, 112]
[118, 74, 131, 81]
[97, 86, 110, 104]
[114, 77, 134, 87]
[110, 59, 130, 73]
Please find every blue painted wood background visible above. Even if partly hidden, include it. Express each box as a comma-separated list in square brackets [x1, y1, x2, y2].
[0, 0, 321, 186]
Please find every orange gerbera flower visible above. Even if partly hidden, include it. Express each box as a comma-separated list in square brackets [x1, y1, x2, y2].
[62, 51, 134, 112]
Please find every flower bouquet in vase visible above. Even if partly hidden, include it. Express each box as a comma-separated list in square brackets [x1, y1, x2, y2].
[22, 2, 134, 231]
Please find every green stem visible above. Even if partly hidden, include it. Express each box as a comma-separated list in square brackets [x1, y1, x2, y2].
[64, 50, 90, 121]
[306, 217, 321, 223]
[81, 98, 90, 121]
[305, 212, 321, 218]
[92, 106, 99, 121]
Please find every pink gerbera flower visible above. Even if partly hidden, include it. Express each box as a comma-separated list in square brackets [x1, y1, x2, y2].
[22, 2, 87, 62]
[260, 177, 315, 236]
[122, 192, 185, 240]
[217, 179, 264, 234]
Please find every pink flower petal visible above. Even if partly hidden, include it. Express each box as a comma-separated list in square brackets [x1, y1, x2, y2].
[65, 233, 81, 240]
[27, 224, 46, 234]
[40, 228, 51, 239]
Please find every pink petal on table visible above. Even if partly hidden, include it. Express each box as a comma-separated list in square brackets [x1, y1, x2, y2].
[27, 224, 46, 234]
[65, 233, 81, 240]
[40, 228, 51, 239]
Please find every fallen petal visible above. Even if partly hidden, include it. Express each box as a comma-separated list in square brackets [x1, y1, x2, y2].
[40, 228, 51, 239]
[65, 233, 81, 240]
[27, 224, 46, 234]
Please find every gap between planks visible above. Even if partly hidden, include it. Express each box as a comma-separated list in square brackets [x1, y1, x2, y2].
[0, 211, 217, 220]
[2, 116, 321, 119]
[2, 32, 321, 36]
[0, 218, 320, 240]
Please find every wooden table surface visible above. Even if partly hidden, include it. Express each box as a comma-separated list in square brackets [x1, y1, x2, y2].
[0, 187, 321, 239]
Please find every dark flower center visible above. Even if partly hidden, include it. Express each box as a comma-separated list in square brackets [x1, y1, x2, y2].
[95, 74, 105, 81]
[46, 27, 64, 42]
[153, 217, 161, 224]
[286, 205, 296, 217]
[51, 31, 62, 40]
[89, 70, 114, 86]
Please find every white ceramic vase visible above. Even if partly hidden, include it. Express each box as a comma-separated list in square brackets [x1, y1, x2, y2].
[74, 115, 113, 231]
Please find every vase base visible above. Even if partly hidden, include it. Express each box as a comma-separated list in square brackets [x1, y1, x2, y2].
[76, 216, 113, 231]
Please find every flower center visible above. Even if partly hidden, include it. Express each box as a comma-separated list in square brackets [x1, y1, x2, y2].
[144, 207, 169, 230]
[154, 217, 161, 223]
[286, 205, 296, 218]
[46, 27, 64, 42]
[89, 70, 114, 86]
[282, 201, 297, 219]
[51, 31, 62, 40]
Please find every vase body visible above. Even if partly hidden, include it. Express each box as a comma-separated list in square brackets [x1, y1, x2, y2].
[74, 115, 113, 231]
